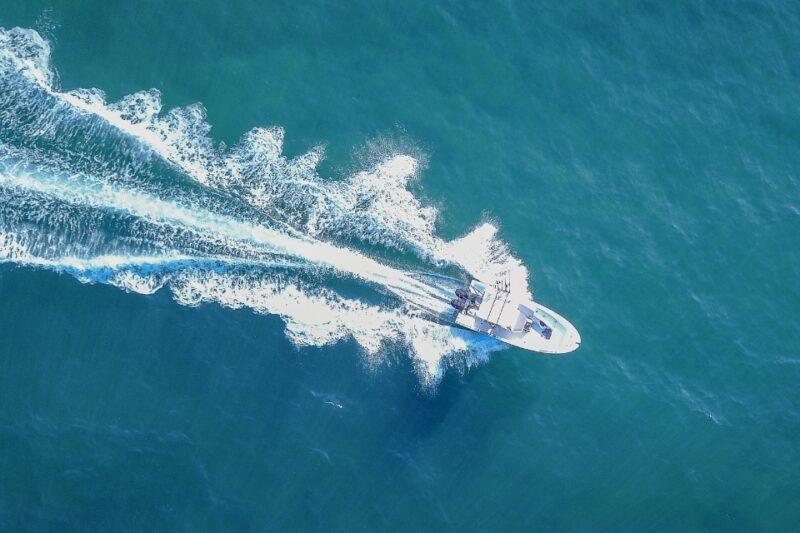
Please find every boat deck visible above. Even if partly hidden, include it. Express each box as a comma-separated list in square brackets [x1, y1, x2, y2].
[452, 280, 581, 354]
[473, 286, 525, 331]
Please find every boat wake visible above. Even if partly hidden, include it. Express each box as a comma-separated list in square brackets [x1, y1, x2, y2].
[0, 27, 531, 384]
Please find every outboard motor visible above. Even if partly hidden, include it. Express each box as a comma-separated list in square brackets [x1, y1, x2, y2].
[450, 298, 467, 311]
[456, 288, 479, 303]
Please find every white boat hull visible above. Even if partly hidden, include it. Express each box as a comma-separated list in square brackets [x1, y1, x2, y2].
[451, 280, 580, 354]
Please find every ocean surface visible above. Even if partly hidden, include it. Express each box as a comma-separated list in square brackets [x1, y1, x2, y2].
[1, 1, 798, 530]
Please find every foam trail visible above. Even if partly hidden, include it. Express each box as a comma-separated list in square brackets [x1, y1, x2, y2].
[0, 167, 452, 314]
[0, 230, 504, 384]
[0, 26, 528, 293]
[0, 26, 521, 384]
[0, 166, 497, 382]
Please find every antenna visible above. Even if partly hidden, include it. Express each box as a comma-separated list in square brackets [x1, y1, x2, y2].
[495, 269, 511, 293]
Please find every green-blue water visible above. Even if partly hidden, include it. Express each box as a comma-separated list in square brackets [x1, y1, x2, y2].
[1, 1, 799, 530]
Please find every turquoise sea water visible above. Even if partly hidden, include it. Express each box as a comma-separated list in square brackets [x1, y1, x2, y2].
[1, 1, 799, 530]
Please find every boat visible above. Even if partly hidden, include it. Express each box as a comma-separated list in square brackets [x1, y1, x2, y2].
[450, 277, 580, 354]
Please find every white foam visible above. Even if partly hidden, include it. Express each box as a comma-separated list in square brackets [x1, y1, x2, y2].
[0, 26, 523, 384]
[0, 230, 501, 381]
[436, 222, 531, 298]
[165, 270, 505, 383]
[0, 168, 492, 381]
[0, 27, 528, 288]
[0, 27, 53, 87]
[0, 168, 450, 311]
